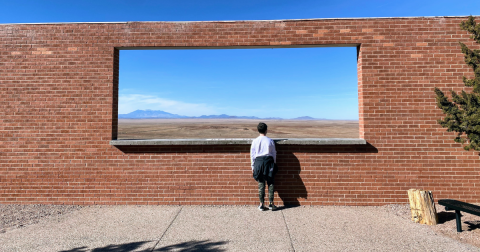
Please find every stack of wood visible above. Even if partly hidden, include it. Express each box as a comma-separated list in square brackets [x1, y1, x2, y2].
[407, 189, 438, 225]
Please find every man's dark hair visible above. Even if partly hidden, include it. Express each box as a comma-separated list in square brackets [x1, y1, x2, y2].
[257, 122, 267, 134]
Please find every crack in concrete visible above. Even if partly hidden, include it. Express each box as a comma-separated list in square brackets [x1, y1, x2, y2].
[151, 206, 183, 252]
[281, 210, 296, 252]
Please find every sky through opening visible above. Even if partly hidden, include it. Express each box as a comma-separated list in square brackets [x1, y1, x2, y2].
[119, 47, 358, 120]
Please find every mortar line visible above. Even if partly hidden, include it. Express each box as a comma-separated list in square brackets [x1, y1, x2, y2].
[281, 210, 296, 252]
[151, 206, 183, 252]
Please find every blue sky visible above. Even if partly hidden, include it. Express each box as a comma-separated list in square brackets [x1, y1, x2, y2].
[2, 1, 480, 119]
[1, 0, 479, 23]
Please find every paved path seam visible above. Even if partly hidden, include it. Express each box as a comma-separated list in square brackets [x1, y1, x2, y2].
[281, 210, 296, 252]
[150, 206, 183, 252]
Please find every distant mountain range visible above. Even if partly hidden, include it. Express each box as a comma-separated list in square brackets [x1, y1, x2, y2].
[118, 110, 326, 120]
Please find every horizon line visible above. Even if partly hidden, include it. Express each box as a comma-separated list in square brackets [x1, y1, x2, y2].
[118, 109, 359, 120]
[118, 118, 360, 121]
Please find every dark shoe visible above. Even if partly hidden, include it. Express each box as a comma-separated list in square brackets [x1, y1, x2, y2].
[268, 203, 277, 211]
[258, 204, 266, 211]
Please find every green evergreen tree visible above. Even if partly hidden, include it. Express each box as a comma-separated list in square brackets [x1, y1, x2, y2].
[434, 16, 480, 151]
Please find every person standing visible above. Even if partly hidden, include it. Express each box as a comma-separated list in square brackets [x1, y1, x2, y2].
[251, 122, 278, 211]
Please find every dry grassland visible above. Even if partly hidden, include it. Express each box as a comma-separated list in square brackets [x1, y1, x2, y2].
[118, 119, 359, 139]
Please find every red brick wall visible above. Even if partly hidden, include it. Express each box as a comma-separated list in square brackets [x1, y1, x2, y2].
[1, 17, 479, 206]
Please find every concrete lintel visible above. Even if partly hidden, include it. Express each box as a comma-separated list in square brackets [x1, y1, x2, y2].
[110, 138, 366, 146]
[117, 44, 360, 50]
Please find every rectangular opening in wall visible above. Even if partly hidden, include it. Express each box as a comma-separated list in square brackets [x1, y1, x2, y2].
[117, 46, 359, 140]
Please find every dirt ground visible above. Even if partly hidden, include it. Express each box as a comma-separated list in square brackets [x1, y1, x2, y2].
[118, 119, 359, 139]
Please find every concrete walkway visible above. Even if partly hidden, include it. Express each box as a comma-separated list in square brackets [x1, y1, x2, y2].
[1, 205, 478, 252]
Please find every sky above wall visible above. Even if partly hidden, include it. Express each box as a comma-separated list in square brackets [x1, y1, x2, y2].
[2, 1, 480, 119]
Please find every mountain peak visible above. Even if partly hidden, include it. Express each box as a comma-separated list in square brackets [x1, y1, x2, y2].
[292, 116, 322, 120]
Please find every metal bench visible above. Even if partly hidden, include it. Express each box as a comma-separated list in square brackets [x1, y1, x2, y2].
[438, 199, 480, 232]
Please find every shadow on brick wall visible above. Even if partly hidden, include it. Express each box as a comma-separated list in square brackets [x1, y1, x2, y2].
[114, 143, 377, 206]
[114, 145, 250, 153]
[273, 144, 377, 206]
[275, 150, 307, 206]
[114, 143, 377, 154]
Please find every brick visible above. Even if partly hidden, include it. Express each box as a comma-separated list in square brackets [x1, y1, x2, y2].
[1, 16, 479, 206]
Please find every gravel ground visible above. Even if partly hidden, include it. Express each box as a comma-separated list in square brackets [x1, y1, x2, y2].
[1, 203, 480, 249]
[382, 204, 480, 248]
[0, 204, 84, 233]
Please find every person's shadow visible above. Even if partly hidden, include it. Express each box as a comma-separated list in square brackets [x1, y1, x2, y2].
[273, 143, 377, 208]
[275, 150, 307, 207]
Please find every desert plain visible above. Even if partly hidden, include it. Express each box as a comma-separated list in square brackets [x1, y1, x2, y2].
[118, 119, 359, 139]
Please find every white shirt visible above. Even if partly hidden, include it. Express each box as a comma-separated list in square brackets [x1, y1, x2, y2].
[250, 135, 277, 171]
